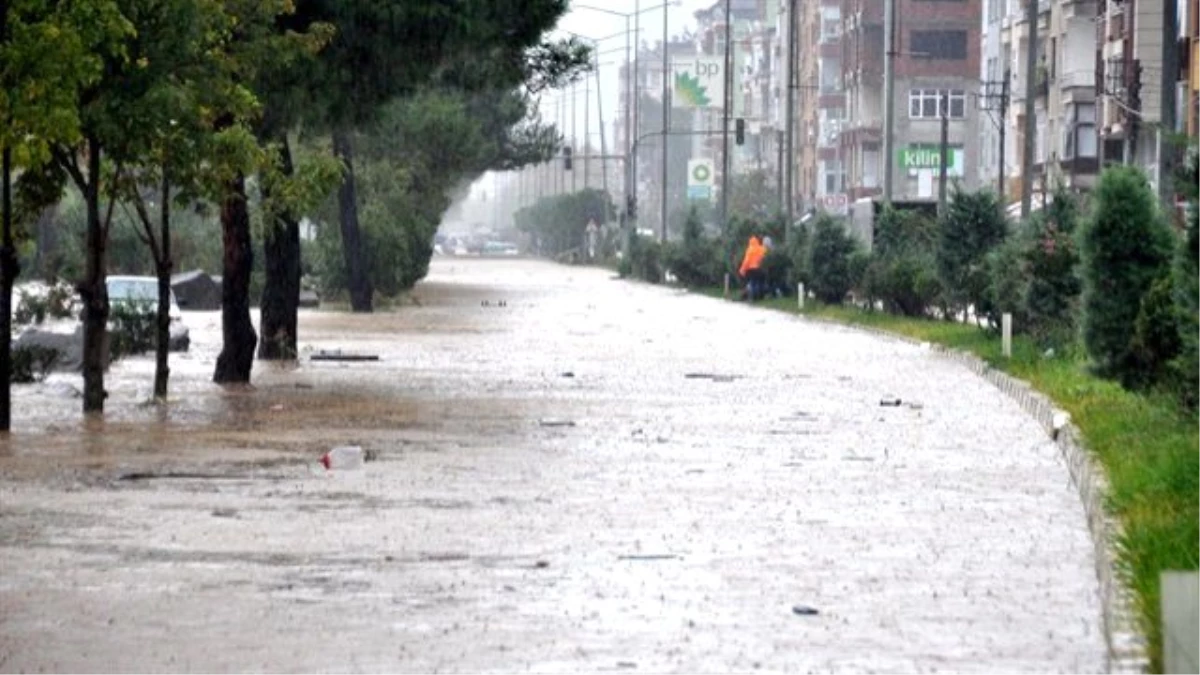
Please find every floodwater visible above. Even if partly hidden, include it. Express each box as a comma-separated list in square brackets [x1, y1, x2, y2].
[0, 257, 1105, 673]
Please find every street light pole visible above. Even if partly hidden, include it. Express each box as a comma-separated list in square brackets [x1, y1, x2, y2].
[720, 0, 732, 232]
[883, 0, 895, 206]
[785, 0, 797, 226]
[660, 2, 670, 244]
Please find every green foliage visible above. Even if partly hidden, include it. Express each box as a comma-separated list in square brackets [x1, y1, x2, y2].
[14, 282, 79, 326]
[665, 207, 723, 287]
[516, 189, 613, 258]
[1080, 165, 1176, 385]
[807, 215, 860, 304]
[984, 236, 1028, 328]
[1170, 149, 1199, 410]
[10, 345, 59, 384]
[862, 208, 941, 316]
[1022, 198, 1082, 348]
[1129, 276, 1184, 389]
[108, 299, 156, 360]
[937, 188, 1009, 320]
[627, 234, 664, 284]
[727, 170, 779, 220]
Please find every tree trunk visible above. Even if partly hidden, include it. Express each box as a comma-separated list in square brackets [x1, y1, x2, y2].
[213, 174, 257, 383]
[153, 173, 172, 400]
[80, 136, 108, 413]
[259, 137, 301, 360]
[331, 128, 373, 312]
[0, 147, 17, 431]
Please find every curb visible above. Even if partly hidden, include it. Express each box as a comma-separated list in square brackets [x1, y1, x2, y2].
[796, 313, 1150, 674]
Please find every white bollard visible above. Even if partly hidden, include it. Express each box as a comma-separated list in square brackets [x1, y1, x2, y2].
[1002, 312, 1012, 358]
[1161, 566, 1200, 672]
[797, 283, 805, 310]
[723, 273, 730, 299]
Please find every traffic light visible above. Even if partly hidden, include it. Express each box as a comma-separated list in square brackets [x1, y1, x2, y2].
[563, 146, 573, 171]
[735, 118, 745, 145]
[626, 194, 637, 218]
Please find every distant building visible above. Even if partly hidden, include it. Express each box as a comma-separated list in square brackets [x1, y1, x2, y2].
[838, 0, 982, 204]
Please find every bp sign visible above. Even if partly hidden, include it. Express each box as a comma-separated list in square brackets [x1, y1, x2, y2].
[687, 159, 714, 201]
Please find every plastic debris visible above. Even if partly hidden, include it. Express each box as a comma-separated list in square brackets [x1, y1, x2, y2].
[320, 445, 365, 470]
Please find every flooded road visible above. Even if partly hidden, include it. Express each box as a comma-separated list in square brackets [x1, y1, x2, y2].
[0, 257, 1104, 672]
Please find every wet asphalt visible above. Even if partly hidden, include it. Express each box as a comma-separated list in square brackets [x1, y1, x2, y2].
[0, 257, 1105, 673]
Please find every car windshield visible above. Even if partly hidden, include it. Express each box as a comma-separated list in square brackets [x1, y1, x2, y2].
[108, 278, 158, 302]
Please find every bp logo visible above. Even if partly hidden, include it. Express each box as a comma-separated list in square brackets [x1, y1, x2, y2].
[674, 72, 712, 107]
[691, 163, 711, 183]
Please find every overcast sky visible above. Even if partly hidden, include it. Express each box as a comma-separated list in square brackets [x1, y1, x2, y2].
[542, 0, 720, 151]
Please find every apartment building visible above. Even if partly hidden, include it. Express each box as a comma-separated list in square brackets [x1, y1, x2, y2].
[840, 0, 982, 203]
[1096, 0, 1195, 202]
[978, 0, 1100, 206]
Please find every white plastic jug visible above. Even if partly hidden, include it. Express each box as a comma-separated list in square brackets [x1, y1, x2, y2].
[320, 445, 365, 470]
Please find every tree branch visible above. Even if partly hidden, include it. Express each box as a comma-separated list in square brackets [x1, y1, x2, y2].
[101, 162, 123, 241]
[51, 146, 88, 192]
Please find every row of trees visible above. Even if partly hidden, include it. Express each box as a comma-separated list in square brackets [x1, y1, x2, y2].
[2, 0, 590, 425]
[635, 160, 1198, 411]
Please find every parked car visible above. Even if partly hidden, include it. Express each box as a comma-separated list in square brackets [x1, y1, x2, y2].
[106, 276, 190, 352]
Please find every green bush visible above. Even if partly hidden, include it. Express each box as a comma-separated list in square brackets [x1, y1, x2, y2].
[1170, 150, 1199, 410]
[862, 208, 941, 316]
[1129, 275, 1184, 389]
[1080, 165, 1176, 384]
[808, 215, 860, 304]
[937, 188, 1009, 320]
[109, 300, 157, 361]
[10, 345, 59, 383]
[785, 221, 810, 288]
[628, 234, 663, 284]
[664, 207, 723, 287]
[1023, 205, 1082, 349]
[984, 236, 1029, 329]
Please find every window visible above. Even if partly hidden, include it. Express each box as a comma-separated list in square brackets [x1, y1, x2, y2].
[862, 148, 880, 188]
[908, 89, 967, 119]
[824, 160, 845, 193]
[821, 18, 840, 40]
[1064, 103, 1097, 159]
[910, 30, 968, 60]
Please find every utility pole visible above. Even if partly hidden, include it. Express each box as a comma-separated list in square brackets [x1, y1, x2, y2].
[786, 0, 797, 226]
[661, 6, 670, 244]
[584, 81, 591, 191]
[1020, 0, 1038, 219]
[882, 0, 896, 206]
[938, 92, 950, 216]
[633, 0, 641, 220]
[624, 14, 633, 258]
[1160, 0, 1179, 210]
[595, 52, 609, 200]
[720, 0, 732, 231]
[571, 82, 578, 193]
[999, 69, 1009, 204]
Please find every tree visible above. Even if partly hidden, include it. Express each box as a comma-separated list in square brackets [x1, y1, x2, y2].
[1022, 187, 1082, 348]
[808, 215, 860, 304]
[1080, 165, 1175, 384]
[1, 1, 129, 425]
[115, 0, 273, 398]
[936, 188, 1009, 324]
[727, 170, 779, 220]
[862, 207, 942, 317]
[30, 1, 141, 413]
[287, 0, 584, 313]
[1171, 148, 1198, 409]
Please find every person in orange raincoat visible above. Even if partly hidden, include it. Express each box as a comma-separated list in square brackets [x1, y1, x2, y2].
[738, 235, 767, 301]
